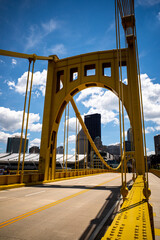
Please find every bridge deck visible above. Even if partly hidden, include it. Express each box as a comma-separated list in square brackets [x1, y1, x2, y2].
[102, 175, 153, 240]
[0, 173, 159, 239]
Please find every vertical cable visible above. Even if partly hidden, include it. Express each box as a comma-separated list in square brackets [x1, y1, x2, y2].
[66, 103, 69, 173]
[75, 116, 77, 170]
[135, 27, 148, 185]
[78, 120, 80, 170]
[115, 0, 124, 186]
[21, 59, 35, 183]
[63, 107, 67, 171]
[117, 4, 127, 186]
[86, 136, 88, 170]
[84, 130, 85, 169]
[17, 59, 31, 174]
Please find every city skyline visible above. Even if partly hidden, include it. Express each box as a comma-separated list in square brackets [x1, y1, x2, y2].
[0, 0, 160, 155]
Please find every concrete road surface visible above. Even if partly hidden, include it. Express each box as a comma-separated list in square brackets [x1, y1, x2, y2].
[0, 172, 159, 240]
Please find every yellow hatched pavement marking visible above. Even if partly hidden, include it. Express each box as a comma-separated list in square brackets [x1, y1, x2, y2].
[102, 175, 153, 240]
[0, 175, 120, 229]
[155, 228, 160, 236]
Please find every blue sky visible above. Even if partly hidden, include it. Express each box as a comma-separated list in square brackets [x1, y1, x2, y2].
[0, 0, 160, 155]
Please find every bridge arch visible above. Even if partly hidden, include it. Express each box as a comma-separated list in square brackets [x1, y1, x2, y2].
[39, 48, 144, 180]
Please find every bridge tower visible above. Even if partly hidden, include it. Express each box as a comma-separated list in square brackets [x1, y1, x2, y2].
[39, 0, 146, 180]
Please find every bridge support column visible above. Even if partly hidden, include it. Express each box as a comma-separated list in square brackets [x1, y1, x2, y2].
[127, 42, 145, 175]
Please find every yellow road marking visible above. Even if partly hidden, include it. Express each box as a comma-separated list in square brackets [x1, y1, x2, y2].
[155, 228, 160, 236]
[153, 212, 156, 217]
[0, 175, 120, 229]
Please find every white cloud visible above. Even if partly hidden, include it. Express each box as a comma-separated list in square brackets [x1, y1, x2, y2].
[0, 107, 41, 132]
[77, 88, 119, 125]
[67, 117, 77, 132]
[30, 138, 41, 147]
[76, 88, 104, 102]
[107, 22, 115, 32]
[49, 44, 66, 55]
[7, 69, 47, 96]
[137, 0, 160, 6]
[41, 19, 57, 33]
[155, 126, 160, 131]
[8, 81, 15, 90]
[0, 131, 21, 143]
[75, 74, 160, 129]
[0, 131, 12, 143]
[25, 19, 58, 50]
[157, 12, 160, 21]
[0, 59, 5, 64]
[141, 74, 160, 125]
[145, 126, 155, 134]
[108, 142, 120, 146]
[29, 123, 42, 132]
[12, 59, 17, 66]
[146, 148, 155, 156]
[68, 135, 76, 143]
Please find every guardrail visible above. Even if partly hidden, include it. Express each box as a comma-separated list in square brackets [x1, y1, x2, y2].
[0, 169, 116, 190]
[149, 169, 160, 178]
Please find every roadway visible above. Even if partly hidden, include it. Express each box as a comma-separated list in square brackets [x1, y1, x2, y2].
[0, 172, 159, 240]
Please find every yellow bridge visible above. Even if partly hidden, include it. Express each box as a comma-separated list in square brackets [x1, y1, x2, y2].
[0, 0, 159, 239]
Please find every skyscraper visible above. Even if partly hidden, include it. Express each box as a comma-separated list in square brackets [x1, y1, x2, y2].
[154, 134, 160, 155]
[6, 136, 28, 153]
[127, 128, 133, 142]
[84, 113, 101, 155]
[76, 113, 101, 157]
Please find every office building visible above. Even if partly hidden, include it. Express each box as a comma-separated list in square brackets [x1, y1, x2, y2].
[6, 136, 28, 153]
[76, 113, 101, 158]
[84, 113, 101, 154]
[29, 146, 40, 153]
[84, 113, 101, 140]
[76, 129, 88, 154]
[154, 134, 160, 155]
[105, 144, 120, 156]
[125, 141, 131, 152]
[56, 146, 64, 154]
[127, 128, 133, 142]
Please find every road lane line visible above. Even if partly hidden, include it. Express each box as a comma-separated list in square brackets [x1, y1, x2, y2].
[0, 175, 120, 229]
[25, 190, 45, 197]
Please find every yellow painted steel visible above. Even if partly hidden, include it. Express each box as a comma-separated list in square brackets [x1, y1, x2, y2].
[70, 97, 121, 171]
[66, 103, 69, 173]
[21, 60, 35, 183]
[17, 60, 31, 174]
[75, 116, 77, 170]
[39, 36, 146, 182]
[63, 107, 66, 170]
[0, 49, 53, 61]
[149, 169, 160, 178]
[102, 175, 153, 240]
[0, 169, 116, 189]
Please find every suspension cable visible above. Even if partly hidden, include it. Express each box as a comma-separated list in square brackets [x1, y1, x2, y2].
[84, 130, 85, 169]
[115, 0, 124, 186]
[21, 59, 35, 183]
[66, 103, 69, 173]
[70, 97, 122, 171]
[78, 120, 80, 170]
[117, 4, 127, 186]
[17, 59, 32, 174]
[63, 107, 67, 171]
[75, 116, 77, 170]
[134, 26, 148, 184]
